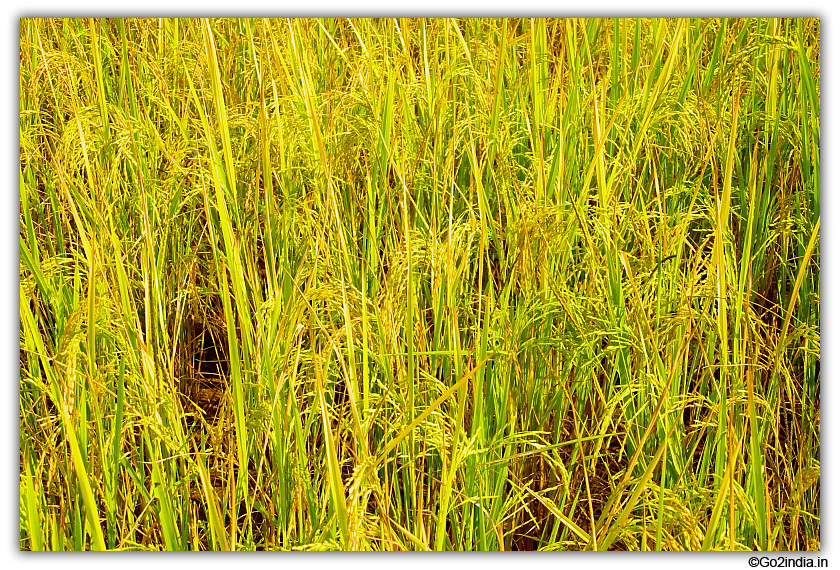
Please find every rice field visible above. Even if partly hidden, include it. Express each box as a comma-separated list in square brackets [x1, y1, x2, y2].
[19, 18, 820, 551]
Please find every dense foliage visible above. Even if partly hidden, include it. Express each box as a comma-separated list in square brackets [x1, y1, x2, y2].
[19, 18, 819, 550]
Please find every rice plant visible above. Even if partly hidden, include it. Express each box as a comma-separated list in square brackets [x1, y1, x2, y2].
[19, 17, 819, 551]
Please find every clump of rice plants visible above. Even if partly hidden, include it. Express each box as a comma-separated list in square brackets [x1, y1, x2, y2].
[19, 17, 819, 551]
